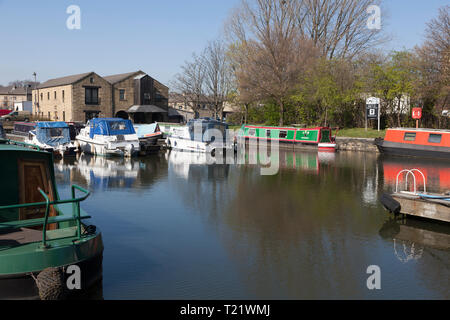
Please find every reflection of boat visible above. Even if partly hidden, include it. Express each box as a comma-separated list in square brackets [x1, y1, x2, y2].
[238, 125, 336, 151]
[0, 140, 103, 299]
[380, 169, 450, 223]
[76, 118, 140, 157]
[375, 128, 450, 159]
[382, 156, 450, 191]
[76, 154, 139, 190]
[166, 118, 233, 154]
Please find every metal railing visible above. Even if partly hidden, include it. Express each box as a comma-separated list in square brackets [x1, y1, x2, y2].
[395, 169, 427, 194]
[0, 184, 90, 248]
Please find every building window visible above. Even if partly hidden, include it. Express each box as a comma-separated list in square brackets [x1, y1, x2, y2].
[54, 91, 57, 99]
[62, 90, 65, 102]
[63, 111, 65, 121]
[428, 134, 442, 144]
[40, 93, 43, 101]
[48, 112, 50, 119]
[85, 87, 99, 105]
[119, 89, 126, 100]
[47, 92, 50, 100]
[90, 77, 94, 84]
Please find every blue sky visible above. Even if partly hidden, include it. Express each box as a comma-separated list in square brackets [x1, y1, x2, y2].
[0, 0, 448, 86]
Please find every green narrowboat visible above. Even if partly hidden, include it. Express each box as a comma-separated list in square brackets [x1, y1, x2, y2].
[0, 139, 103, 300]
[238, 125, 336, 151]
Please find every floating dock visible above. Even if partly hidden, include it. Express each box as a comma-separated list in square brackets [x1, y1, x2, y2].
[391, 192, 450, 223]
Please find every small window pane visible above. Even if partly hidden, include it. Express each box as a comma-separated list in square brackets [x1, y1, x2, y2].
[404, 132, 416, 141]
[248, 129, 256, 136]
[280, 130, 288, 139]
[266, 129, 271, 137]
[428, 134, 442, 143]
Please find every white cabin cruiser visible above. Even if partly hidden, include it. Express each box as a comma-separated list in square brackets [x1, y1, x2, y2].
[28, 122, 76, 157]
[76, 118, 140, 157]
[166, 118, 233, 155]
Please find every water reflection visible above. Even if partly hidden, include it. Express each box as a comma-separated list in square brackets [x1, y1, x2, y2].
[52, 149, 449, 299]
[54, 153, 168, 191]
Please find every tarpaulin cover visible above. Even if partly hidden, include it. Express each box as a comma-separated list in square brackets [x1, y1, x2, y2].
[89, 118, 136, 139]
[35, 122, 71, 147]
[134, 123, 161, 139]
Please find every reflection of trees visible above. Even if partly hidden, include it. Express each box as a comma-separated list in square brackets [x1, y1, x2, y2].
[220, 162, 384, 299]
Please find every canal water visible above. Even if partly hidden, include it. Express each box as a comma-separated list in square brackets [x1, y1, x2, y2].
[54, 150, 450, 299]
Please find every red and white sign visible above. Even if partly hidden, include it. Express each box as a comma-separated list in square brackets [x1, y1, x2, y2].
[412, 108, 422, 120]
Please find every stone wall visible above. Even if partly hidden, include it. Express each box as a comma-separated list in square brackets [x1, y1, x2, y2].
[336, 137, 379, 152]
[72, 73, 112, 122]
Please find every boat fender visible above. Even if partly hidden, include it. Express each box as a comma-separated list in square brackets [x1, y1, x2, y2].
[32, 267, 67, 300]
[380, 193, 401, 215]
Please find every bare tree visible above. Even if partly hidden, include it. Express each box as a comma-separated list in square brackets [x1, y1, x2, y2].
[170, 53, 206, 118]
[226, 0, 318, 125]
[201, 40, 233, 119]
[297, 0, 388, 59]
[414, 5, 450, 127]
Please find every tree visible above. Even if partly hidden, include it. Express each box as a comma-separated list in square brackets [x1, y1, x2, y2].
[414, 6, 449, 128]
[170, 53, 206, 118]
[297, 0, 388, 59]
[226, 0, 318, 125]
[201, 40, 233, 119]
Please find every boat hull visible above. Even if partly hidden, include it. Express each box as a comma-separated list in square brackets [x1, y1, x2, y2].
[167, 136, 232, 154]
[0, 253, 103, 300]
[77, 138, 139, 157]
[376, 140, 450, 159]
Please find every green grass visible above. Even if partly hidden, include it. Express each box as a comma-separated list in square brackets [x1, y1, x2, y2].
[336, 128, 386, 138]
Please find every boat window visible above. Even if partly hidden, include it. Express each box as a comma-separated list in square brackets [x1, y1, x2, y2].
[109, 121, 127, 131]
[403, 132, 416, 141]
[248, 129, 256, 136]
[48, 128, 64, 138]
[428, 134, 442, 143]
[266, 130, 271, 137]
[279, 130, 287, 139]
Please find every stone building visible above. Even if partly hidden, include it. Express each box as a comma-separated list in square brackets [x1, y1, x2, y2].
[0, 86, 32, 109]
[32, 71, 169, 123]
[33, 72, 112, 122]
[104, 70, 169, 123]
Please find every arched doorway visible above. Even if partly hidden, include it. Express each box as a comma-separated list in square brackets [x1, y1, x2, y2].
[115, 110, 129, 120]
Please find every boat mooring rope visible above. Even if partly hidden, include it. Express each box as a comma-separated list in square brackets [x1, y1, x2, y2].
[31, 267, 67, 300]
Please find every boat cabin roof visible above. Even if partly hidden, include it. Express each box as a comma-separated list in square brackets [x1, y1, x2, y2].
[36, 121, 69, 129]
[88, 117, 136, 137]
[388, 128, 450, 134]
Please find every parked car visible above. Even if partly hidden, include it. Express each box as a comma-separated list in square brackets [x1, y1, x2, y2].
[0, 109, 12, 117]
[0, 110, 32, 122]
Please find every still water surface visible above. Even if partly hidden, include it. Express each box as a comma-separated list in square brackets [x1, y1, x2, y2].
[54, 150, 450, 299]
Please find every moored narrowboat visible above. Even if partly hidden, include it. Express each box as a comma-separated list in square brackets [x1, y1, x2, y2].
[0, 140, 103, 299]
[238, 125, 336, 151]
[375, 128, 450, 159]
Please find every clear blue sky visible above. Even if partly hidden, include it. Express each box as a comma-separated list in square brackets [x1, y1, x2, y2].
[0, 0, 448, 86]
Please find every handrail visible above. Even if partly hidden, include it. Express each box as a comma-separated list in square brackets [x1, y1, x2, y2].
[6, 139, 41, 151]
[0, 184, 90, 248]
[395, 169, 427, 194]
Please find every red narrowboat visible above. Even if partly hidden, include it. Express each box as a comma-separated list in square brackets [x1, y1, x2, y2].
[375, 128, 450, 159]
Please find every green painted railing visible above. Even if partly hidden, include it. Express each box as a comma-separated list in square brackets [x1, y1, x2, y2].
[0, 184, 90, 248]
[5, 139, 41, 151]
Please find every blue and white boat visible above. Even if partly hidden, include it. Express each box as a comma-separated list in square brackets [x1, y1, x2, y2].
[76, 118, 140, 157]
[27, 121, 76, 157]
